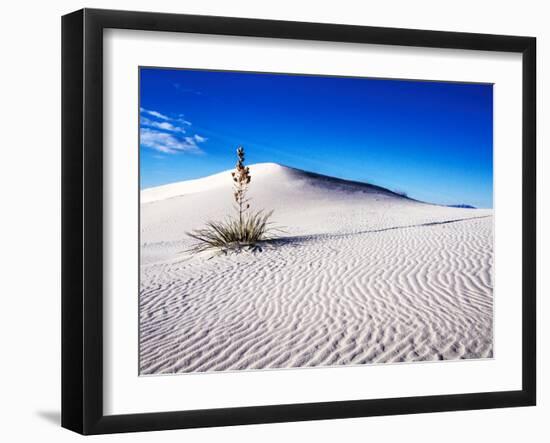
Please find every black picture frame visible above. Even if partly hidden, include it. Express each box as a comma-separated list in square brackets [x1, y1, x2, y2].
[62, 8, 536, 435]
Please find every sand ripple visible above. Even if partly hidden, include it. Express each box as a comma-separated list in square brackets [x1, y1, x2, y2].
[140, 216, 493, 374]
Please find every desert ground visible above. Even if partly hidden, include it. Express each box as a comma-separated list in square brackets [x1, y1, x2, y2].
[139, 163, 493, 374]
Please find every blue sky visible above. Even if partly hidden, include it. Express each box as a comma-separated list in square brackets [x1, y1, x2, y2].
[139, 68, 493, 208]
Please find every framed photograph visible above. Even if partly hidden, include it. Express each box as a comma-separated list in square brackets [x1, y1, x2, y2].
[62, 8, 536, 435]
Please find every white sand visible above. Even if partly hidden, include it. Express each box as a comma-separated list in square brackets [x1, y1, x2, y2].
[140, 163, 493, 374]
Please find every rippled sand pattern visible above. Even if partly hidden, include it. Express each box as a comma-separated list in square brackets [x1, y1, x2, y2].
[140, 164, 493, 374]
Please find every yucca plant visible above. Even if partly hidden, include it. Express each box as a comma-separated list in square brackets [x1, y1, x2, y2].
[187, 210, 275, 253]
[187, 146, 276, 254]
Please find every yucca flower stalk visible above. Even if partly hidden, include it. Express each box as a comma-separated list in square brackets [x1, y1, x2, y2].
[231, 146, 251, 228]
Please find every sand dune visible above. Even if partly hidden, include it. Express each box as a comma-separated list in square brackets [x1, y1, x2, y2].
[140, 163, 493, 374]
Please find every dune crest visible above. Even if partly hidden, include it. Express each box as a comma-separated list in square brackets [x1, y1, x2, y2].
[141, 163, 411, 204]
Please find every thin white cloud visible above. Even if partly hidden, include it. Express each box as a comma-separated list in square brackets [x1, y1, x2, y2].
[140, 116, 186, 134]
[139, 108, 207, 154]
[177, 114, 192, 126]
[140, 107, 170, 120]
[173, 84, 203, 96]
[140, 128, 205, 154]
